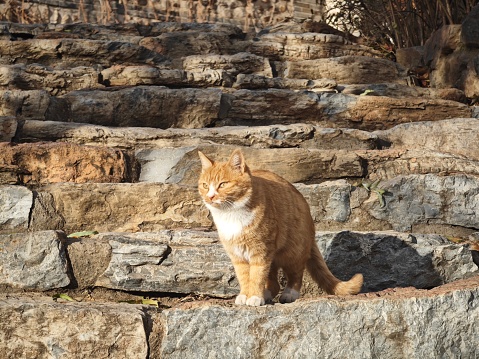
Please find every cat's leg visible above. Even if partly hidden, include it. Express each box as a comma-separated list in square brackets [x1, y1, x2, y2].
[265, 264, 280, 303]
[279, 265, 304, 304]
[246, 262, 271, 306]
[231, 259, 250, 305]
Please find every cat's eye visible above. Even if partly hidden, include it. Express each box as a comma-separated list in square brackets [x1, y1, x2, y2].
[218, 182, 228, 188]
[202, 183, 208, 189]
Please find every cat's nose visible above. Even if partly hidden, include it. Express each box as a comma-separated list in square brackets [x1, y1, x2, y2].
[207, 193, 216, 200]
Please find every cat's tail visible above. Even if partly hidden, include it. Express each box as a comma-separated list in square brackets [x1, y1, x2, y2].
[306, 244, 363, 295]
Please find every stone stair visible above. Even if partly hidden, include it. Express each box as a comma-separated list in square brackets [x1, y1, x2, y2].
[1, 20, 479, 358]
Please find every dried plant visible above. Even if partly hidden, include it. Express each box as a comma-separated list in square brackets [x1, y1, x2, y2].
[325, 0, 478, 51]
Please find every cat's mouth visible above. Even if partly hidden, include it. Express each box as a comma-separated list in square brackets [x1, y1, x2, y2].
[204, 199, 223, 207]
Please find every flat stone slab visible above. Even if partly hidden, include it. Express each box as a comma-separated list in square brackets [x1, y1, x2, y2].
[2, 278, 479, 358]
[0, 295, 148, 359]
[284, 56, 406, 84]
[83, 230, 478, 296]
[153, 146, 363, 185]
[0, 185, 32, 232]
[220, 90, 472, 130]
[47, 86, 223, 128]
[152, 277, 479, 358]
[250, 32, 381, 61]
[0, 38, 169, 67]
[0, 64, 103, 95]
[368, 174, 479, 232]
[94, 231, 236, 296]
[24, 173, 479, 236]
[375, 118, 479, 160]
[18, 120, 379, 151]
[0, 142, 132, 185]
[0, 230, 70, 290]
[30, 183, 212, 233]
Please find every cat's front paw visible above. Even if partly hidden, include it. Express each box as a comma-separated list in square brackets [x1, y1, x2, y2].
[246, 295, 265, 306]
[235, 294, 247, 305]
[279, 288, 300, 304]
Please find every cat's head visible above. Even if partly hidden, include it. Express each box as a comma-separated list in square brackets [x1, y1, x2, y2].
[198, 149, 252, 209]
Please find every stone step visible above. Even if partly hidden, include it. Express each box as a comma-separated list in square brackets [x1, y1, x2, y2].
[0, 38, 169, 68]
[250, 32, 382, 61]
[18, 118, 479, 160]
[1, 265, 478, 358]
[4, 87, 470, 130]
[0, 142, 136, 185]
[18, 120, 380, 150]
[3, 173, 479, 236]
[1, 229, 477, 297]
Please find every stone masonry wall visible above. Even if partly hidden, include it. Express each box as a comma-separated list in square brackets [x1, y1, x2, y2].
[0, 0, 327, 31]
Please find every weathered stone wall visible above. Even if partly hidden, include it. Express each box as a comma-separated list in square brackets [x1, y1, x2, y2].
[1, 11, 479, 358]
[0, 0, 315, 31]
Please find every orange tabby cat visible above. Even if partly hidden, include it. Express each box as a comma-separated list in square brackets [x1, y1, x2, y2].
[198, 149, 363, 306]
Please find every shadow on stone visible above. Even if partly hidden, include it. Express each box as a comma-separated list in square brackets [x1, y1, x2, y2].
[320, 231, 478, 293]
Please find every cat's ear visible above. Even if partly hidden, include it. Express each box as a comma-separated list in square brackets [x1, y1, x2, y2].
[228, 149, 246, 174]
[198, 151, 213, 171]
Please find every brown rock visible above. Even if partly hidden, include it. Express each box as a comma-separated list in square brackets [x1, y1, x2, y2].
[424, 25, 479, 98]
[30, 183, 212, 233]
[0, 296, 148, 359]
[375, 118, 479, 160]
[66, 236, 112, 288]
[0, 64, 103, 95]
[100, 65, 233, 88]
[165, 146, 364, 186]
[0, 90, 50, 120]
[233, 74, 337, 91]
[46, 86, 223, 128]
[285, 56, 406, 84]
[18, 120, 379, 151]
[0, 142, 131, 185]
[251, 33, 380, 61]
[335, 95, 472, 130]
[0, 116, 17, 141]
[182, 52, 273, 77]
[0, 38, 168, 67]
[359, 148, 479, 180]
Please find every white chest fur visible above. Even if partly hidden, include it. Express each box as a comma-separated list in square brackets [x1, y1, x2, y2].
[205, 199, 254, 241]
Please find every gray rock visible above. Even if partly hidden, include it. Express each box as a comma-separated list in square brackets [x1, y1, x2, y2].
[83, 230, 477, 296]
[153, 279, 479, 358]
[316, 231, 478, 292]
[368, 174, 479, 231]
[0, 230, 70, 290]
[95, 231, 237, 296]
[0, 295, 148, 359]
[0, 185, 32, 232]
